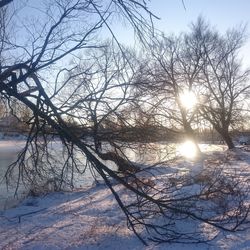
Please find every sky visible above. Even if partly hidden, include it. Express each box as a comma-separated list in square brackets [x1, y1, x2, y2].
[14, 0, 250, 68]
[110, 0, 250, 67]
[148, 0, 250, 34]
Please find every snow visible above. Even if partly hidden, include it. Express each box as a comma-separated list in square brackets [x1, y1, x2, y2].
[0, 146, 250, 249]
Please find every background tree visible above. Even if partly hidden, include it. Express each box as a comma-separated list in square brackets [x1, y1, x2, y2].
[196, 18, 250, 149]
[135, 32, 203, 154]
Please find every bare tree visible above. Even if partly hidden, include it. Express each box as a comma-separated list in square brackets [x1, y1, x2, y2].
[0, 1, 249, 246]
[195, 18, 250, 149]
[135, 33, 203, 154]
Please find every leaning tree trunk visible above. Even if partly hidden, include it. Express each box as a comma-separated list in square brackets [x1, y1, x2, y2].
[98, 151, 140, 174]
[215, 125, 235, 149]
[221, 131, 235, 149]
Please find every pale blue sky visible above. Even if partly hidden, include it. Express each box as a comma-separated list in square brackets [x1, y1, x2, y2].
[109, 0, 250, 67]
[148, 0, 250, 33]
[17, 0, 250, 67]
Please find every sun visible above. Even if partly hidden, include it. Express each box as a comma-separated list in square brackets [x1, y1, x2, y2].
[179, 90, 197, 109]
[178, 140, 198, 159]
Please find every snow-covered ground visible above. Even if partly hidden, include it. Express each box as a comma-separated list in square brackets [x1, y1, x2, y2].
[0, 146, 250, 249]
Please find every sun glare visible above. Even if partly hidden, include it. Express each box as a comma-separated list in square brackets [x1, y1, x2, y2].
[179, 90, 197, 109]
[178, 140, 198, 159]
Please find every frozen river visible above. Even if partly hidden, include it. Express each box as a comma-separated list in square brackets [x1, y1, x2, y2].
[0, 141, 27, 210]
[0, 140, 226, 210]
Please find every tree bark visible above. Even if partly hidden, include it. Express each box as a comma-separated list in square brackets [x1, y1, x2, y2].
[221, 132, 235, 149]
[98, 151, 140, 174]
